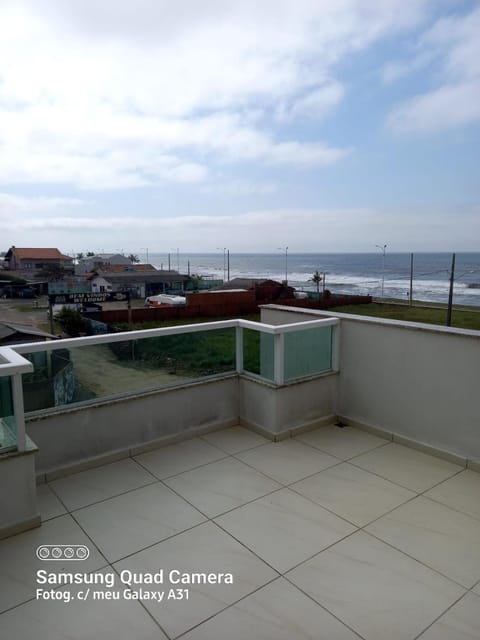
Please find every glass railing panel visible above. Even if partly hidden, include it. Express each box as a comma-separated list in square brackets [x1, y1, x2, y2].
[284, 325, 332, 381]
[0, 375, 16, 452]
[242, 329, 274, 382]
[21, 328, 236, 413]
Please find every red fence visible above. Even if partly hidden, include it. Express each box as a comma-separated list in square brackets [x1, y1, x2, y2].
[86, 291, 371, 326]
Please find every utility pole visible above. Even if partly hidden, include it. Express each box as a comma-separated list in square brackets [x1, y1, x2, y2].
[217, 248, 226, 281]
[227, 249, 230, 282]
[409, 253, 414, 307]
[375, 244, 387, 298]
[278, 246, 288, 285]
[446, 252, 456, 327]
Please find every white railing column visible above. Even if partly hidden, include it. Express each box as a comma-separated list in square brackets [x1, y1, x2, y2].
[273, 332, 285, 385]
[12, 373, 27, 452]
[331, 322, 340, 372]
[235, 325, 244, 374]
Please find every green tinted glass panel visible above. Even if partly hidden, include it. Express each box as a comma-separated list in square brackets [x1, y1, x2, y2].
[243, 329, 274, 382]
[284, 326, 332, 381]
[22, 328, 236, 413]
[0, 376, 16, 452]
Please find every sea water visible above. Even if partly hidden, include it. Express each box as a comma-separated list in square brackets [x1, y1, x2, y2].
[147, 252, 480, 307]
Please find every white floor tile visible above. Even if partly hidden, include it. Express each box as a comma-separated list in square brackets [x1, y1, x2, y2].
[351, 443, 462, 492]
[49, 458, 156, 511]
[0, 515, 106, 613]
[417, 592, 480, 639]
[425, 470, 480, 521]
[73, 483, 205, 562]
[0, 568, 167, 640]
[236, 439, 339, 484]
[181, 578, 360, 640]
[215, 488, 355, 572]
[201, 426, 268, 454]
[164, 457, 281, 518]
[297, 425, 388, 459]
[134, 437, 226, 479]
[292, 463, 415, 526]
[287, 531, 465, 640]
[36, 484, 67, 521]
[114, 521, 278, 638]
[366, 496, 480, 588]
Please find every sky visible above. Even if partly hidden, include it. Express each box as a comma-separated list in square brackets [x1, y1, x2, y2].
[0, 0, 479, 255]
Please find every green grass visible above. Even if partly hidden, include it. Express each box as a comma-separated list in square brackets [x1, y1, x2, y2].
[330, 303, 480, 330]
[108, 314, 263, 377]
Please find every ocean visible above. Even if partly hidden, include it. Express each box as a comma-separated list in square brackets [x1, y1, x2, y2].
[146, 252, 480, 308]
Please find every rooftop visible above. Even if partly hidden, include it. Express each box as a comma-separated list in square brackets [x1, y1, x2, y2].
[5, 247, 72, 261]
[1, 424, 479, 639]
[0, 305, 478, 639]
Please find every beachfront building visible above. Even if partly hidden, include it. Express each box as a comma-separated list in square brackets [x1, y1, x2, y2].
[86, 264, 189, 298]
[3, 247, 74, 277]
[0, 304, 479, 638]
[74, 253, 131, 275]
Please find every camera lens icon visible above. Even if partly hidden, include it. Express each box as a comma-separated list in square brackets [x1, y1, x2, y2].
[36, 545, 90, 561]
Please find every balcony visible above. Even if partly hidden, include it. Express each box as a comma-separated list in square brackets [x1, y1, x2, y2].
[0, 305, 479, 638]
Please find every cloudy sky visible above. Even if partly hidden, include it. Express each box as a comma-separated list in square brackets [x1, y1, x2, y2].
[0, 0, 479, 254]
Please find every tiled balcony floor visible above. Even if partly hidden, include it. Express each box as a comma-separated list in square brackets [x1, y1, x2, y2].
[1, 424, 480, 639]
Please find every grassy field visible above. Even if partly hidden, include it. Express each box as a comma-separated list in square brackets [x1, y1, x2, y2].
[330, 303, 480, 330]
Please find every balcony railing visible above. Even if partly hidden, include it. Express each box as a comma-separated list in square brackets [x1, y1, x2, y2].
[0, 317, 339, 455]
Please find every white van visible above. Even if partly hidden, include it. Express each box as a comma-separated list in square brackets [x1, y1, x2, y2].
[145, 294, 186, 307]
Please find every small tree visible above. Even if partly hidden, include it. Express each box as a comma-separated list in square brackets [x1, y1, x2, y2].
[187, 274, 204, 291]
[128, 254, 140, 264]
[310, 270, 323, 294]
[56, 308, 88, 337]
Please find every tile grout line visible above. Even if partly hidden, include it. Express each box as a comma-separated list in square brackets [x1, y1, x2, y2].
[412, 590, 473, 640]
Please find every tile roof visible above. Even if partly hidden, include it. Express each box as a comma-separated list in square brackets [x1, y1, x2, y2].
[8, 247, 72, 261]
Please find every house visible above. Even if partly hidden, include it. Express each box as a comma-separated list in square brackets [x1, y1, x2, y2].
[86, 265, 189, 298]
[0, 321, 56, 345]
[4, 247, 73, 275]
[75, 253, 131, 275]
[213, 277, 296, 300]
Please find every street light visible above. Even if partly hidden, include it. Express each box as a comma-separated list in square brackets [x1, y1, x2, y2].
[278, 246, 288, 285]
[217, 247, 227, 282]
[170, 248, 180, 271]
[375, 244, 387, 298]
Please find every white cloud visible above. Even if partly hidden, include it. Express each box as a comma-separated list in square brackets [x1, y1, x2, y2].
[387, 7, 480, 133]
[388, 81, 480, 133]
[201, 180, 276, 196]
[0, 192, 84, 213]
[0, 0, 433, 190]
[3, 203, 478, 253]
[276, 81, 345, 120]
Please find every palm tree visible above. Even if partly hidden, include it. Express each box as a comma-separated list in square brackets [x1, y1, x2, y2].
[310, 270, 323, 294]
[128, 254, 140, 264]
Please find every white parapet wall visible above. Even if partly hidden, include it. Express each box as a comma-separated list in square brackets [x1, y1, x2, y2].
[0, 444, 39, 538]
[29, 376, 239, 476]
[239, 374, 337, 437]
[262, 305, 480, 463]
